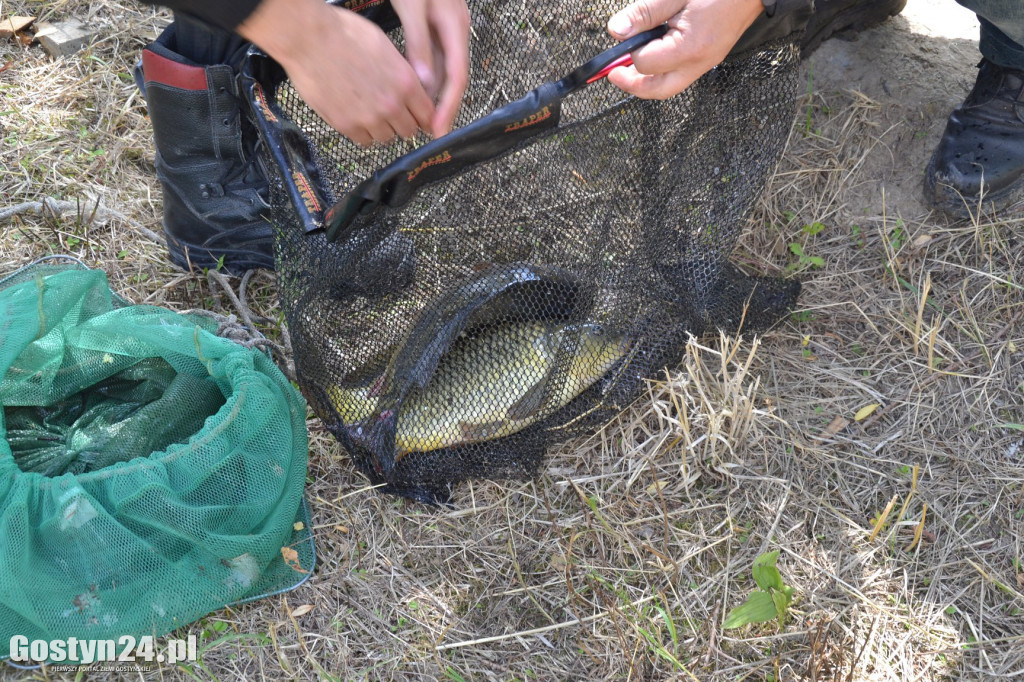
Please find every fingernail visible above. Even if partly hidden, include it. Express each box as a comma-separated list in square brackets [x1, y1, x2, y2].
[412, 61, 434, 91]
[608, 13, 632, 37]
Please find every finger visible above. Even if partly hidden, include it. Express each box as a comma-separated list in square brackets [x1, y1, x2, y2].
[341, 124, 373, 147]
[404, 78, 437, 134]
[429, 6, 470, 136]
[365, 119, 399, 145]
[628, 28, 709, 76]
[350, 130, 374, 147]
[391, 106, 420, 140]
[428, 40, 445, 100]
[608, 0, 685, 40]
[315, 104, 373, 146]
[392, 1, 437, 95]
[606, 63, 699, 100]
[391, 61, 437, 133]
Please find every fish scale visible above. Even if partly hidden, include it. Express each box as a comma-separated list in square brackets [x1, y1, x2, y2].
[328, 321, 628, 455]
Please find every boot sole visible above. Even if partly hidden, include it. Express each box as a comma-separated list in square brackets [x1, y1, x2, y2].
[801, 0, 908, 58]
[924, 154, 1024, 220]
[165, 231, 276, 275]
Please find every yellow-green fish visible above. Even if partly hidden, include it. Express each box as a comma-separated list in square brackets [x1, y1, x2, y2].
[328, 321, 628, 455]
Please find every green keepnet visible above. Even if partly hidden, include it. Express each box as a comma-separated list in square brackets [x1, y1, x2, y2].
[0, 263, 314, 647]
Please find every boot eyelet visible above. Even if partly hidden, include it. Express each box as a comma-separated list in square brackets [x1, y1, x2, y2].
[222, 118, 230, 126]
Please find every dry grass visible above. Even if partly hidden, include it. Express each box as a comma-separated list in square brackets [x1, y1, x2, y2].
[2, 1, 1023, 680]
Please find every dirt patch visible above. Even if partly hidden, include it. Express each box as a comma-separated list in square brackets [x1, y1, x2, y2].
[802, 4, 986, 222]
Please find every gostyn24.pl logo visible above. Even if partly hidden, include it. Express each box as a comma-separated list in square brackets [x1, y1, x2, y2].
[9, 635, 197, 665]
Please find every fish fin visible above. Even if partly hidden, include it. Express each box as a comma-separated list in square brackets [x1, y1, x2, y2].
[366, 373, 387, 398]
[507, 374, 549, 422]
[459, 420, 507, 442]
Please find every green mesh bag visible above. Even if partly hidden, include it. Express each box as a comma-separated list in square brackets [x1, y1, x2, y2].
[0, 260, 314, 648]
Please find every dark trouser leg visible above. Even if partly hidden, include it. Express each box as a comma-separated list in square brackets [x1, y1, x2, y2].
[956, 0, 1024, 69]
[136, 13, 274, 273]
[731, 0, 906, 59]
[171, 12, 251, 71]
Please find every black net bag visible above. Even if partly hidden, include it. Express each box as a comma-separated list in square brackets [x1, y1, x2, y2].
[242, 1, 801, 503]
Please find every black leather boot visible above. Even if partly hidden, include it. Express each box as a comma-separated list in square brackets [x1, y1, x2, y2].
[137, 25, 274, 274]
[925, 59, 1024, 218]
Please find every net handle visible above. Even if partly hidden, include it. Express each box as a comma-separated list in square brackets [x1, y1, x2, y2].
[238, 0, 402, 235]
[322, 24, 669, 243]
[557, 24, 669, 94]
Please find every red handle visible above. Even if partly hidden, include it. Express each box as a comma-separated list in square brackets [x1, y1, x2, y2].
[586, 54, 634, 84]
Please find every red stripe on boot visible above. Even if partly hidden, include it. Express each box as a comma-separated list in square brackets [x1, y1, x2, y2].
[142, 49, 208, 91]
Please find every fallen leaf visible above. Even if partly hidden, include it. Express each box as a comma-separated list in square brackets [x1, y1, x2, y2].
[854, 403, 880, 421]
[911, 234, 934, 250]
[290, 604, 313, 617]
[868, 494, 898, 542]
[281, 546, 308, 574]
[335, 524, 349, 533]
[293, 521, 304, 531]
[820, 415, 849, 438]
[646, 480, 666, 496]
[0, 16, 35, 39]
[905, 502, 928, 552]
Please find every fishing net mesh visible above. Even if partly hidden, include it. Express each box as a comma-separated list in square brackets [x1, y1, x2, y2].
[0, 260, 314, 647]
[249, 0, 801, 502]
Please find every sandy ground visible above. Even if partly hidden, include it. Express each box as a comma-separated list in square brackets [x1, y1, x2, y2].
[804, 0, 984, 220]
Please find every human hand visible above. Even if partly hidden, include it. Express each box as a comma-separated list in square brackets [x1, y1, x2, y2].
[606, 0, 765, 99]
[237, 0, 436, 146]
[391, 0, 471, 137]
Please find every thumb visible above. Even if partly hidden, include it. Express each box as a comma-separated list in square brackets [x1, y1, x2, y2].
[608, 0, 682, 40]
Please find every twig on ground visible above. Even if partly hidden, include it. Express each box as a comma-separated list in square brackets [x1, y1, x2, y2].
[207, 269, 258, 331]
[847, 616, 877, 682]
[0, 198, 164, 244]
[435, 594, 659, 651]
[703, 603, 721, 668]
